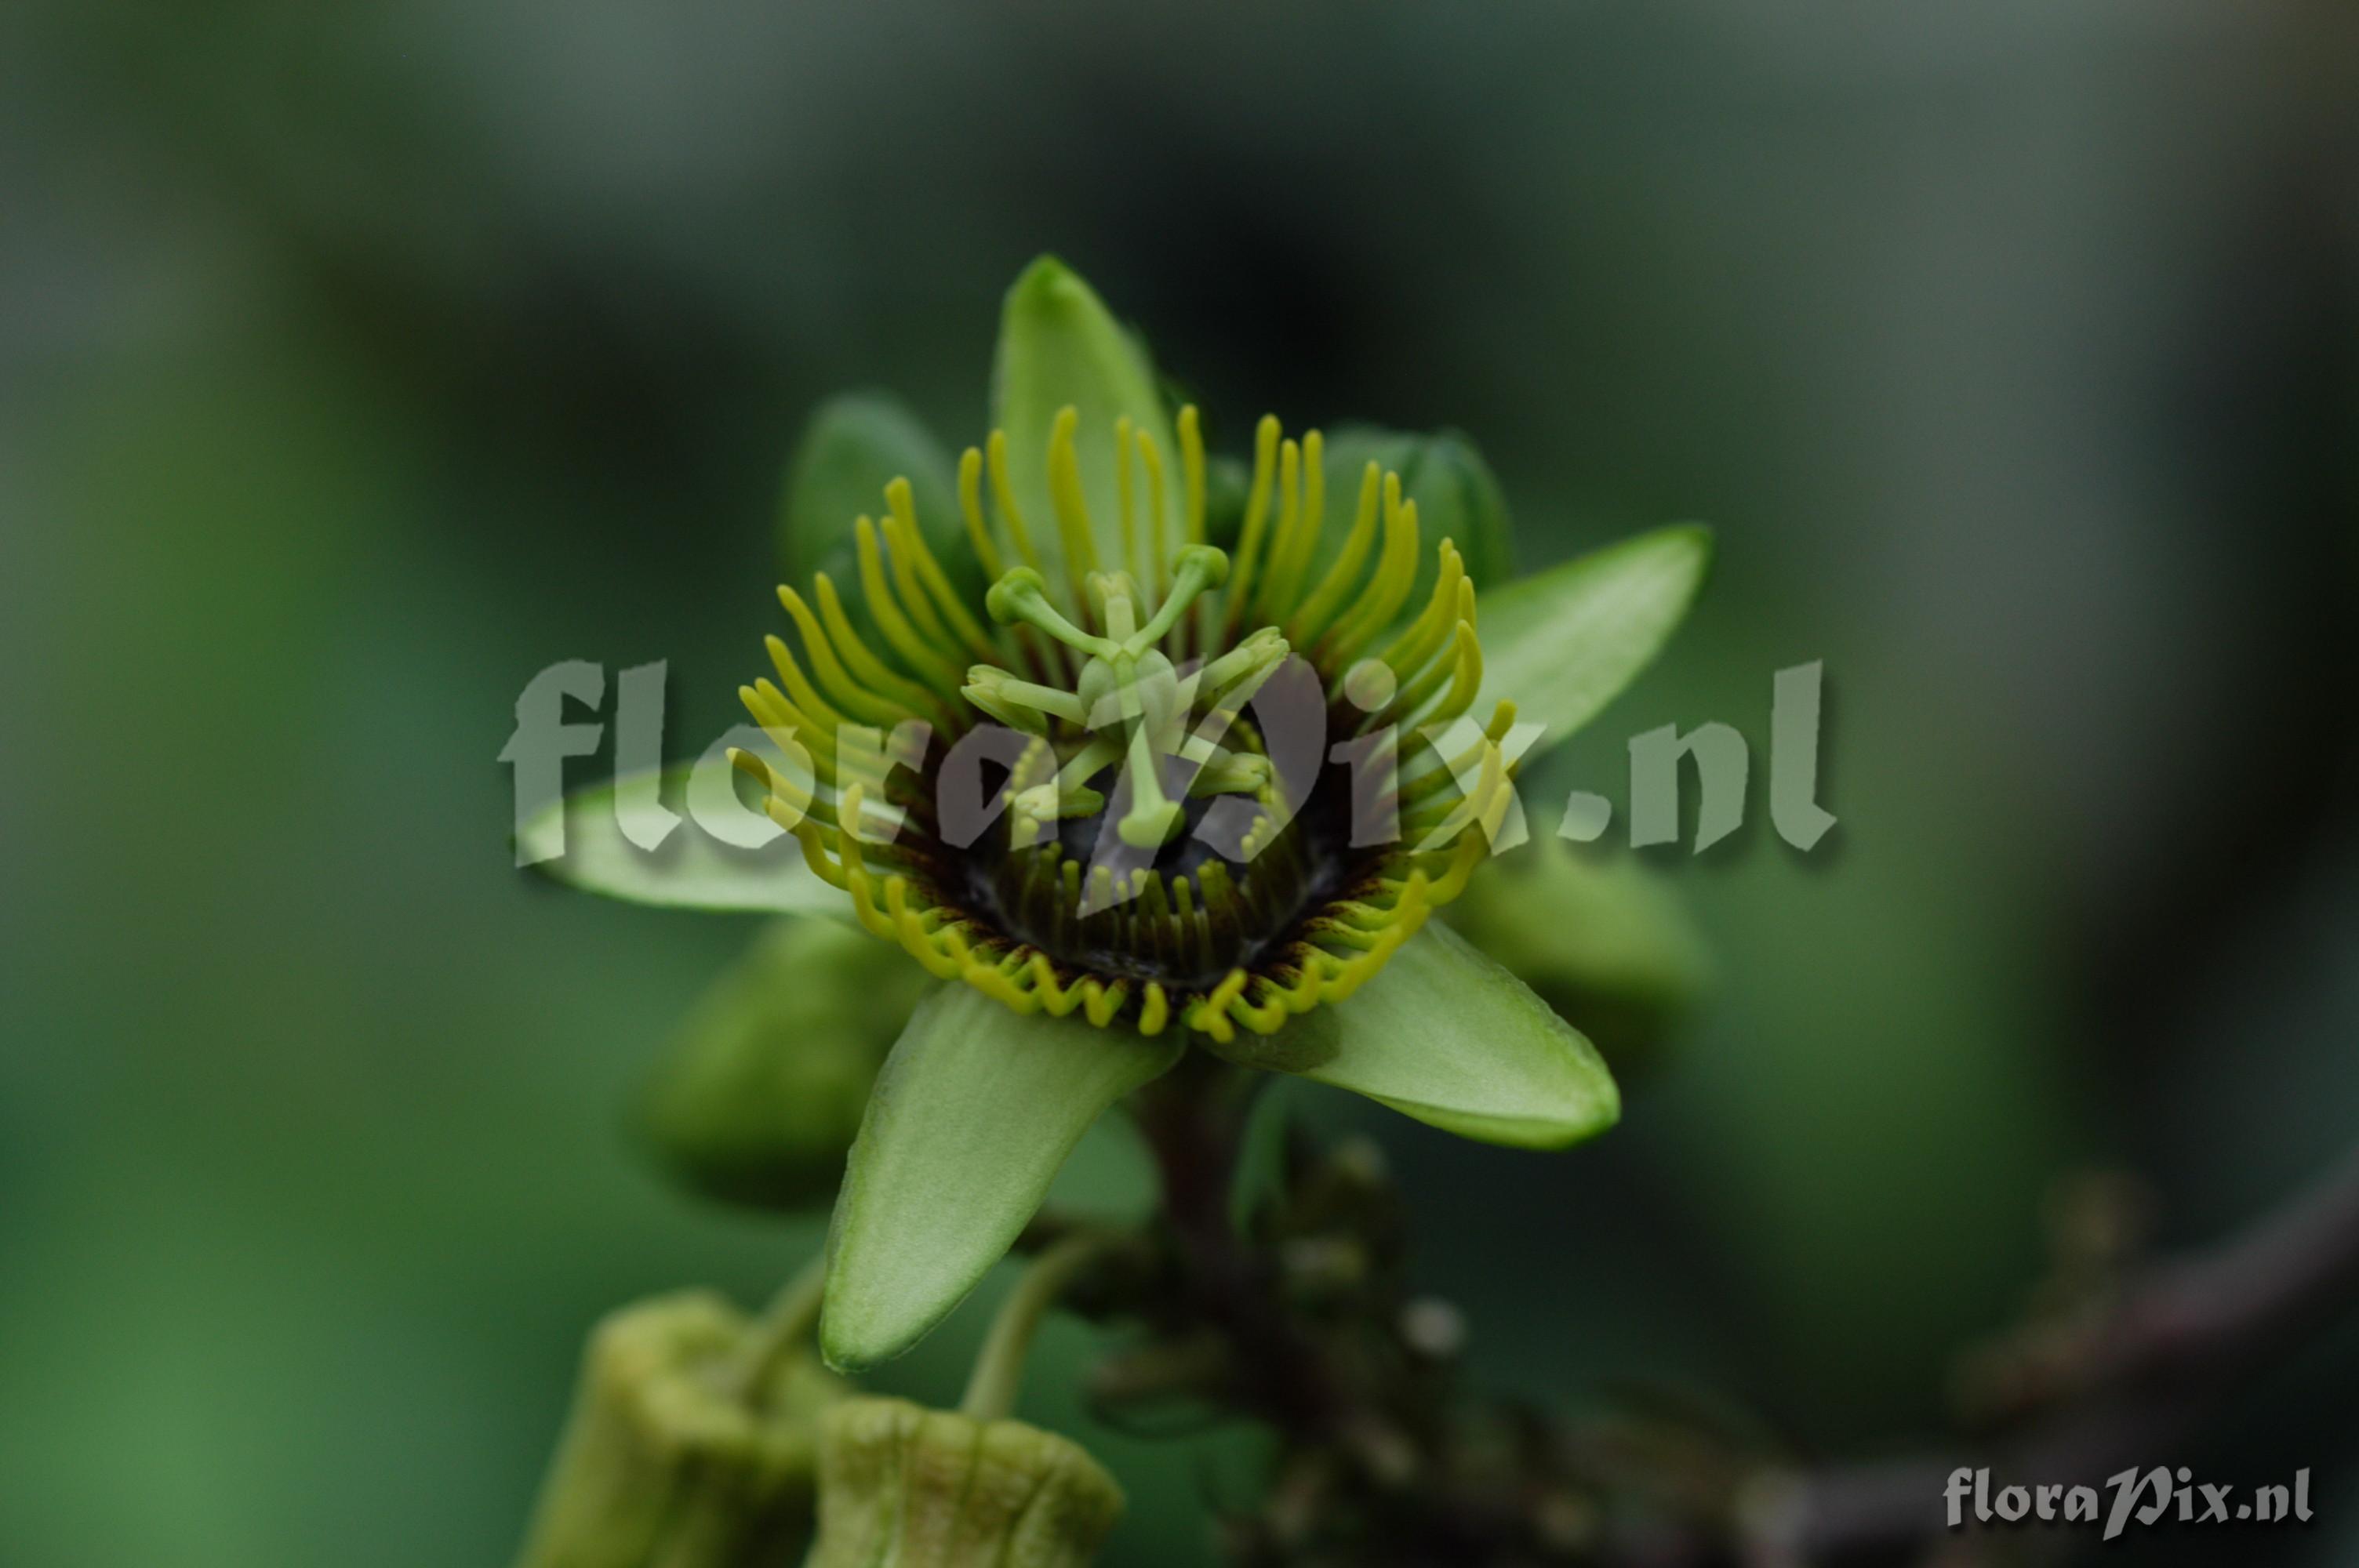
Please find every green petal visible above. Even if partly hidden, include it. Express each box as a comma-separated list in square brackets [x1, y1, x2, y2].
[519, 766, 844, 917]
[1294, 921, 1619, 1149]
[989, 256, 1184, 587]
[1474, 524, 1713, 759]
[778, 391, 976, 598]
[820, 984, 1183, 1370]
[1443, 834, 1710, 1071]
[1317, 425, 1517, 593]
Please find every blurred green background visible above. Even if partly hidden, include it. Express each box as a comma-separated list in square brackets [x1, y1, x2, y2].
[6, 4, 2357, 1564]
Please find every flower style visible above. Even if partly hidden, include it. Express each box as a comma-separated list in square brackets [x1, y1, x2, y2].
[526, 257, 1711, 1373]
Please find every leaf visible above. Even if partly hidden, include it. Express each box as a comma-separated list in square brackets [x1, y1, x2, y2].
[1293, 921, 1620, 1149]
[989, 256, 1185, 590]
[1474, 524, 1713, 759]
[820, 984, 1183, 1370]
[518, 766, 845, 917]
[778, 390, 976, 601]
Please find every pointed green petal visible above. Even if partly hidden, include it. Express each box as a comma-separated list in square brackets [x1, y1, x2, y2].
[821, 985, 1183, 1370]
[990, 256, 1183, 586]
[1474, 524, 1713, 758]
[1296, 922, 1619, 1149]
[519, 766, 844, 917]
[779, 391, 976, 598]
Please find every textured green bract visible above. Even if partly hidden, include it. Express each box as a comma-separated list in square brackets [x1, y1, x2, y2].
[990, 256, 1184, 586]
[519, 767, 842, 917]
[1474, 524, 1714, 757]
[820, 984, 1184, 1371]
[777, 390, 975, 600]
[1296, 921, 1620, 1149]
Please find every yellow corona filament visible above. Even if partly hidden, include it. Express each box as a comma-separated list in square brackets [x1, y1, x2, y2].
[1258, 430, 1325, 623]
[1369, 542, 1467, 695]
[1289, 460, 1383, 644]
[1321, 486, 1422, 667]
[955, 448, 1009, 581]
[811, 575, 954, 728]
[1225, 415, 1281, 622]
[883, 478, 996, 656]
[985, 430, 1045, 576]
[775, 586, 911, 729]
[764, 633, 852, 739]
[1045, 407, 1100, 608]
[1252, 437, 1303, 624]
[1134, 426, 1169, 595]
[1178, 405, 1207, 546]
[853, 518, 966, 703]
[1114, 414, 1137, 580]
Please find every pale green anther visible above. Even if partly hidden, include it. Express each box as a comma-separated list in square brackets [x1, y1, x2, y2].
[987, 568, 1115, 660]
[966, 667, 1089, 731]
[980, 544, 1247, 851]
[1190, 752, 1271, 797]
[1201, 626, 1290, 699]
[1010, 735, 1121, 832]
[965, 682, 1049, 735]
[1128, 544, 1229, 652]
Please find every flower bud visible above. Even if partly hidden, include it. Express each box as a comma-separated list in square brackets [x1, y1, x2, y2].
[639, 918, 932, 1211]
[514, 1291, 849, 1568]
[807, 1397, 1124, 1568]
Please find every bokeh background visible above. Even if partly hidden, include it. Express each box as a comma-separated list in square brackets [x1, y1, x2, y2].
[6, 4, 2357, 1563]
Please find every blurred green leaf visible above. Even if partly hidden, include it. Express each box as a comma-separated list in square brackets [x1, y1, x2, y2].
[520, 767, 844, 917]
[820, 985, 1183, 1371]
[1475, 525, 1713, 758]
[989, 256, 1185, 591]
[1295, 922, 1619, 1149]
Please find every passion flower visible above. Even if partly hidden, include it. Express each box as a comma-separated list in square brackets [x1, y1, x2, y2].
[729, 393, 1506, 1044]
[525, 256, 1713, 1372]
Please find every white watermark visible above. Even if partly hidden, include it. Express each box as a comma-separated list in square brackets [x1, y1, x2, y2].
[1945, 1465, 2314, 1541]
[501, 657, 1841, 877]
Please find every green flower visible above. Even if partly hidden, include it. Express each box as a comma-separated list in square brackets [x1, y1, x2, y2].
[528, 257, 1710, 1371]
[807, 1397, 1123, 1568]
[513, 1289, 847, 1568]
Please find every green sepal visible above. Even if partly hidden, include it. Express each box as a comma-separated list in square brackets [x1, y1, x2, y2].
[512, 1291, 849, 1568]
[518, 765, 845, 917]
[639, 920, 934, 1212]
[807, 1396, 1123, 1567]
[1317, 425, 1518, 593]
[1291, 921, 1620, 1150]
[820, 984, 1183, 1371]
[1472, 524, 1713, 760]
[990, 256, 1185, 592]
[1442, 834, 1710, 1072]
[779, 391, 976, 601]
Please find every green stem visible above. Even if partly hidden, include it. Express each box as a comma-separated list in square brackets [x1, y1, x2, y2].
[958, 1232, 1110, 1422]
[725, 1252, 828, 1403]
